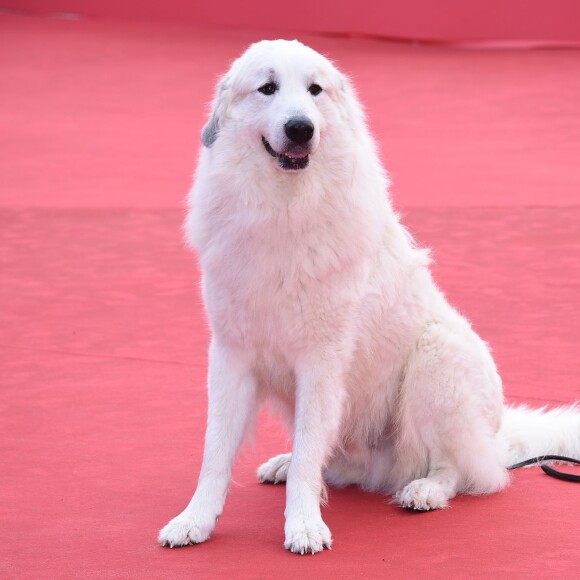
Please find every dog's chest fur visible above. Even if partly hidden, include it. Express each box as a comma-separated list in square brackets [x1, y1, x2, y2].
[199, 191, 378, 355]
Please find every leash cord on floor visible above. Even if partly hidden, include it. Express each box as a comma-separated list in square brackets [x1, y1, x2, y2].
[508, 455, 580, 483]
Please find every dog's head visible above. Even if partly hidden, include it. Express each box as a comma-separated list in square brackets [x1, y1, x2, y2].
[201, 40, 357, 172]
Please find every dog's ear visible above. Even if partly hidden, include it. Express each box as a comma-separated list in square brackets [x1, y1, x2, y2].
[201, 113, 219, 148]
[201, 77, 230, 148]
[337, 73, 365, 124]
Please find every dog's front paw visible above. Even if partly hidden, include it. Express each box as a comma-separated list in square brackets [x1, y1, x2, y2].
[257, 452, 291, 484]
[158, 511, 217, 548]
[395, 478, 449, 511]
[284, 516, 332, 555]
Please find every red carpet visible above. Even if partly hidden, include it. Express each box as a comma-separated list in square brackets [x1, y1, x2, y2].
[1, 13, 579, 578]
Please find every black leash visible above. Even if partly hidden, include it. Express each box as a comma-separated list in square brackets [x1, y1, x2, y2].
[508, 455, 580, 483]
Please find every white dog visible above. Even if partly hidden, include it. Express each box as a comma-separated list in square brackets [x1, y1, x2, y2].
[159, 39, 580, 554]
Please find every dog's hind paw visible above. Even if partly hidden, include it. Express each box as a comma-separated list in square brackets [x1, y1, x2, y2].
[395, 478, 450, 511]
[257, 452, 291, 484]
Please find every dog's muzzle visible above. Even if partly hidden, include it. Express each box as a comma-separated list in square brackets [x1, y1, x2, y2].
[262, 137, 310, 170]
[262, 116, 314, 171]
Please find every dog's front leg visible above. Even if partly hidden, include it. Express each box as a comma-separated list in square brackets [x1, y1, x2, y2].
[284, 357, 345, 554]
[158, 339, 256, 547]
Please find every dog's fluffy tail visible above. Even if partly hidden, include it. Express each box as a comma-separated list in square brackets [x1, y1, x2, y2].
[501, 404, 580, 466]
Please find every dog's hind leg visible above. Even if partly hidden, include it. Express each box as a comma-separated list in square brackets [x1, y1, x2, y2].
[158, 340, 257, 547]
[392, 321, 508, 511]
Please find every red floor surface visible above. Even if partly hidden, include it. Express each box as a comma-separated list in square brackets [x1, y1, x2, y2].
[2, 13, 580, 579]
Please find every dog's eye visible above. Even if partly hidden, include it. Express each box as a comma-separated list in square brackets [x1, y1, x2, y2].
[308, 84, 323, 96]
[258, 82, 278, 95]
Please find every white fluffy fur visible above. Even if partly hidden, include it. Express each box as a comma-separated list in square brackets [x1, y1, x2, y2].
[158, 40, 580, 554]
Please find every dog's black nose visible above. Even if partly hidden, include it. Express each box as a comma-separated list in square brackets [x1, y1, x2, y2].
[284, 117, 314, 144]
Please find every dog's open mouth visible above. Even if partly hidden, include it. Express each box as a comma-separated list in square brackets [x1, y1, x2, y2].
[262, 137, 309, 170]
